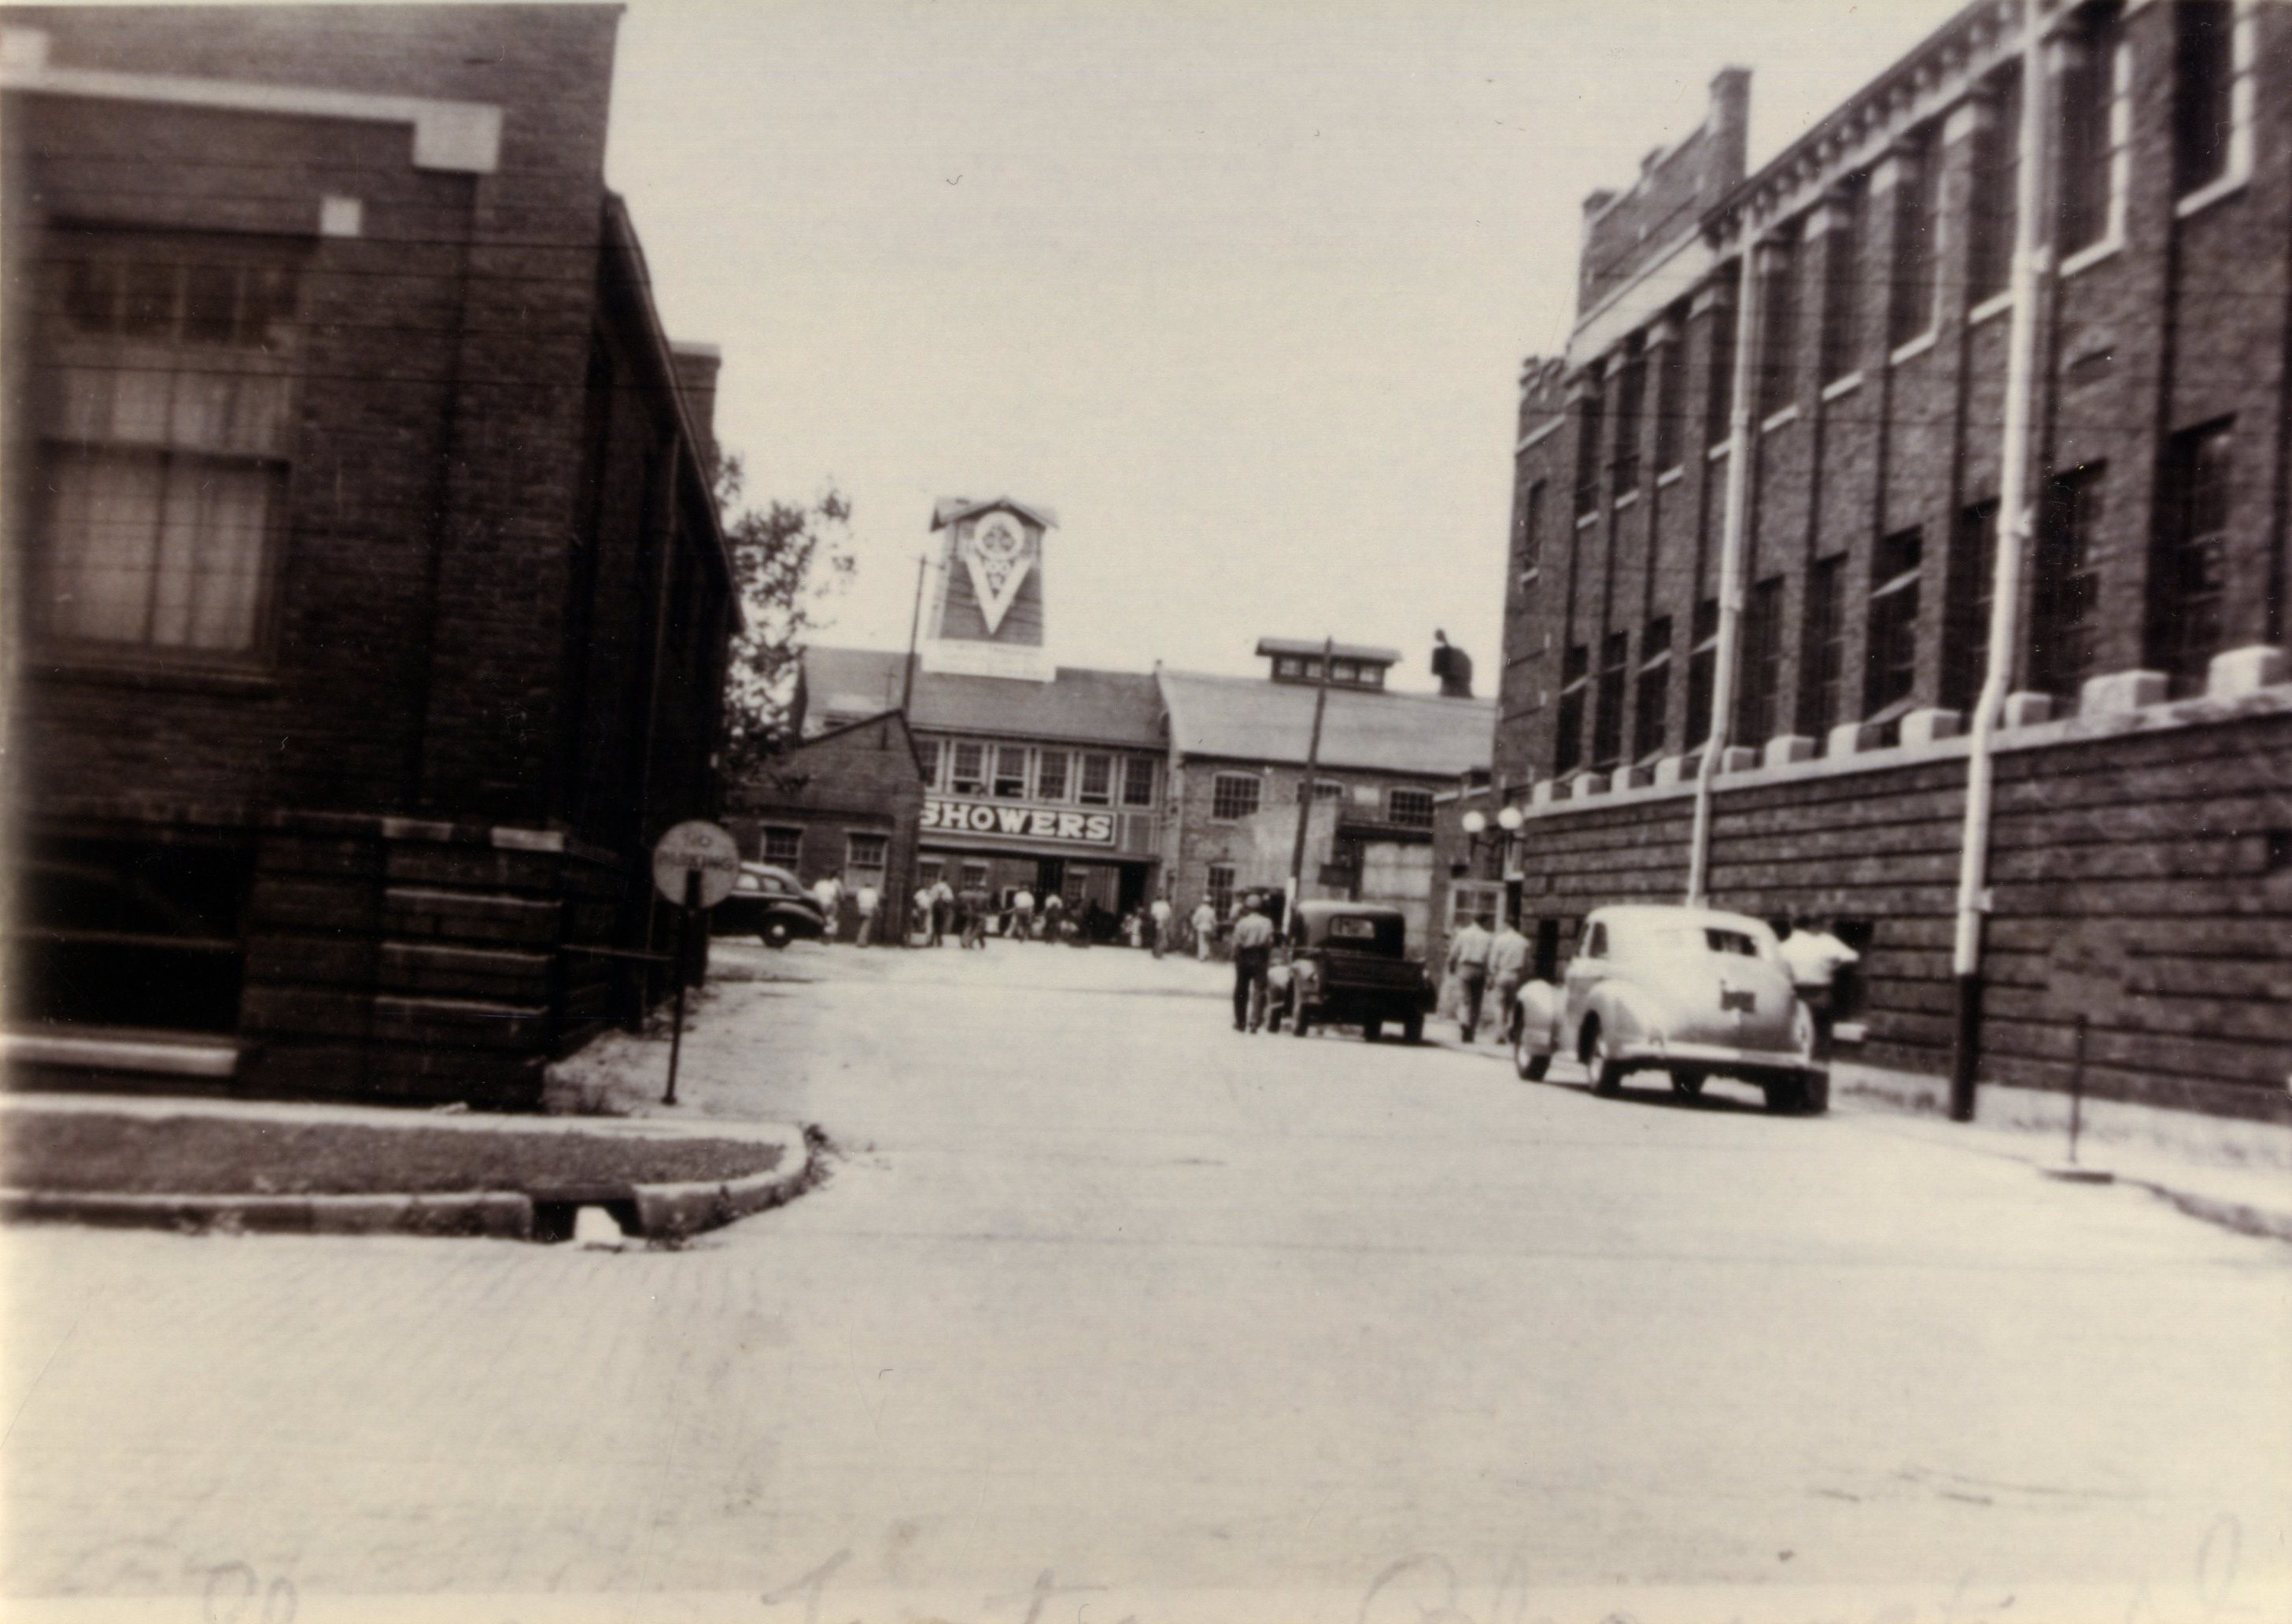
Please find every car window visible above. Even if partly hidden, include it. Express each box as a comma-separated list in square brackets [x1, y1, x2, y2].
[1705, 928, 1761, 957]
[1329, 916, 1377, 943]
[1585, 922, 1607, 959]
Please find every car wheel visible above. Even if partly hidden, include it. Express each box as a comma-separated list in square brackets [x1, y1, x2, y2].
[762, 921, 792, 949]
[1763, 1080, 1803, 1114]
[1514, 1032, 1551, 1081]
[1401, 1013, 1423, 1045]
[1586, 1024, 1621, 1095]
[1670, 1069, 1705, 1099]
[1364, 1020, 1383, 1043]
[1799, 1071, 1830, 1116]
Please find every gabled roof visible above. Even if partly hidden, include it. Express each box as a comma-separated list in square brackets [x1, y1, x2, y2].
[930, 496, 1060, 532]
[1254, 637, 1402, 666]
[801, 645, 1164, 751]
[1158, 668, 1493, 778]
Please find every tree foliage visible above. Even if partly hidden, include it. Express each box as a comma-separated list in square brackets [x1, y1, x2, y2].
[716, 454, 854, 776]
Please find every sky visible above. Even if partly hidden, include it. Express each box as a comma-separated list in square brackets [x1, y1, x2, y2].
[604, 0, 1967, 692]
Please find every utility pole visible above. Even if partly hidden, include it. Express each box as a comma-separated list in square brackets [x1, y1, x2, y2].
[900, 550, 928, 713]
[1286, 637, 1335, 921]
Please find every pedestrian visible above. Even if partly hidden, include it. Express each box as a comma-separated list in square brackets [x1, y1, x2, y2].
[1779, 913, 1858, 1059]
[929, 877, 954, 947]
[960, 880, 991, 948]
[813, 873, 844, 943]
[1229, 894, 1277, 1032]
[854, 882, 880, 947]
[1149, 894, 1172, 959]
[1486, 914, 1531, 1046]
[1011, 886, 1035, 942]
[1191, 897, 1218, 961]
[911, 886, 932, 945]
[1041, 891, 1065, 944]
[1447, 910, 1494, 1043]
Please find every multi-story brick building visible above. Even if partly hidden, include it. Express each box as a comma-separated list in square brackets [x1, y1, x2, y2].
[1474, 0, 2290, 1118]
[2, 6, 733, 1108]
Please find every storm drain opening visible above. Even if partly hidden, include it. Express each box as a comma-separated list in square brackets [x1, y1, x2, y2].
[533, 1198, 641, 1245]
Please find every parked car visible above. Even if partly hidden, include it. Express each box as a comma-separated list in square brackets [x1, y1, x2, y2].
[1267, 900, 1431, 1043]
[1511, 904, 1826, 1113]
[711, 862, 828, 948]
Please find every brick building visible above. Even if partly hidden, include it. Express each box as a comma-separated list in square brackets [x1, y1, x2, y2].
[2, 6, 733, 1108]
[724, 710, 926, 943]
[1479, 0, 2290, 1117]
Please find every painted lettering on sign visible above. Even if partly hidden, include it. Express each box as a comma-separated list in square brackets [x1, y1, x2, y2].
[921, 798, 1116, 845]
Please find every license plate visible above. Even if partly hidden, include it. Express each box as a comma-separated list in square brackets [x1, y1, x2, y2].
[1720, 988, 1757, 1013]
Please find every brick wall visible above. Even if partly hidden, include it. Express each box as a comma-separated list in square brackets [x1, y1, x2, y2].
[726, 713, 925, 941]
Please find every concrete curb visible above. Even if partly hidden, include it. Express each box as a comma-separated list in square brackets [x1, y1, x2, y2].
[2128, 1181, 2292, 1245]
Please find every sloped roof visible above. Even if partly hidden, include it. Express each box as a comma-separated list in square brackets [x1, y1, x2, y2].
[930, 496, 1060, 531]
[1254, 637, 1402, 666]
[802, 645, 1164, 750]
[1158, 668, 1493, 777]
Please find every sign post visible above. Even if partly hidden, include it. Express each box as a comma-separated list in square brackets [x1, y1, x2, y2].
[2042, 926, 2128, 1185]
[650, 821, 740, 1107]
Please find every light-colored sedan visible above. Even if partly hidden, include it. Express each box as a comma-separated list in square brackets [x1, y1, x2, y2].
[1511, 904, 1826, 1113]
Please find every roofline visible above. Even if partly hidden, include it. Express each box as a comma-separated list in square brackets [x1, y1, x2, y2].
[781, 707, 928, 781]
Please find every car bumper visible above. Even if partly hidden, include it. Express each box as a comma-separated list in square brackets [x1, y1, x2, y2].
[1611, 1035, 1816, 1080]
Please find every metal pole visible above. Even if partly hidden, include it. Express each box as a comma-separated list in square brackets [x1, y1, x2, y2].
[1951, 0, 2053, 1123]
[663, 866, 698, 1105]
[1686, 221, 1768, 907]
[1286, 637, 1335, 920]
[900, 551, 928, 714]
[2067, 1013, 2088, 1166]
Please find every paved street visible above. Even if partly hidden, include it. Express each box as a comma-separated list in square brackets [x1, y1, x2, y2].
[5, 939, 2288, 1622]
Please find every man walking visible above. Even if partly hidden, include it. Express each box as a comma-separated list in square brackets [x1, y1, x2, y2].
[959, 878, 991, 948]
[854, 882, 881, 947]
[928, 877, 954, 947]
[1447, 910, 1494, 1043]
[813, 873, 844, 943]
[1041, 890, 1065, 944]
[1780, 914, 1858, 1058]
[1486, 914, 1531, 1046]
[1230, 894, 1277, 1032]
[1010, 885, 1035, 942]
[1149, 894, 1173, 960]
[1191, 896, 1218, 961]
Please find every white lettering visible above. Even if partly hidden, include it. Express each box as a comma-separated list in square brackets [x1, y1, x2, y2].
[996, 807, 1031, 834]
[1085, 814, 1113, 843]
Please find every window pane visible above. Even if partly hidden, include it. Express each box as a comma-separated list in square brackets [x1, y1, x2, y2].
[47, 448, 163, 643]
[1122, 757, 1155, 806]
[2173, 1, 2234, 196]
[1080, 754, 1113, 804]
[1036, 749, 1068, 800]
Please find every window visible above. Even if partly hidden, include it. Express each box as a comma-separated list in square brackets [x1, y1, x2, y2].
[994, 745, 1028, 799]
[761, 826, 803, 866]
[844, 832, 889, 889]
[36, 237, 303, 660]
[1685, 598, 1720, 748]
[1331, 659, 1360, 684]
[1943, 500, 1999, 717]
[1652, 315, 1689, 472]
[1633, 617, 1671, 761]
[1757, 230, 1800, 419]
[1734, 577, 1785, 745]
[1212, 773, 1261, 821]
[1968, 66, 2021, 305]
[1818, 184, 1865, 385]
[2058, 2, 2127, 254]
[1035, 749, 1068, 801]
[1275, 655, 1305, 680]
[1612, 335, 1646, 496]
[1705, 274, 1739, 448]
[2173, 1, 2238, 199]
[951, 742, 986, 795]
[1592, 629, 1629, 769]
[1388, 787, 1435, 829]
[1554, 642, 1589, 773]
[1295, 777, 1345, 804]
[1122, 756, 1156, 807]
[1585, 921, 1609, 959]
[916, 858, 944, 891]
[1078, 753, 1114, 806]
[1888, 133, 1940, 349]
[1206, 862, 1236, 919]
[915, 738, 941, 789]
[1799, 555, 1847, 741]
[1515, 478, 1545, 584]
[1866, 527, 1924, 716]
[2030, 463, 2106, 703]
[1573, 386, 1604, 516]
[1449, 882, 1504, 932]
[2151, 420, 2233, 696]
[960, 860, 990, 891]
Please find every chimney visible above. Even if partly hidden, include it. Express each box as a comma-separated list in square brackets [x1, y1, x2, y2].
[670, 341, 721, 484]
[1430, 632, 1475, 699]
[1707, 67, 1752, 188]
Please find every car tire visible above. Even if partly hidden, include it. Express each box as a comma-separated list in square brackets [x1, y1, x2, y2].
[1363, 1020, 1383, 1043]
[1763, 1080, 1802, 1114]
[762, 922, 792, 950]
[1670, 1069, 1705, 1099]
[1514, 1034, 1551, 1081]
[1799, 1071, 1830, 1116]
[1586, 1024, 1621, 1096]
[1401, 1013, 1423, 1045]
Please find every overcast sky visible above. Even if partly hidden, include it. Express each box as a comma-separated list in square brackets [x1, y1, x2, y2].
[604, 0, 1965, 691]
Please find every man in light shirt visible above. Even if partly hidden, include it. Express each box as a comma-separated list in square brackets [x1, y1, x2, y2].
[1779, 914, 1859, 1058]
[1229, 895, 1278, 1032]
[1446, 911, 1495, 1043]
[1149, 895, 1173, 959]
[854, 883, 881, 947]
[1191, 897, 1219, 961]
[812, 874, 844, 942]
[1010, 887, 1035, 941]
[1486, 915, 1532, 1045]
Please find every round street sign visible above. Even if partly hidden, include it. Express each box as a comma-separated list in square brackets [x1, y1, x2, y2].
[651, 820, 741, 909]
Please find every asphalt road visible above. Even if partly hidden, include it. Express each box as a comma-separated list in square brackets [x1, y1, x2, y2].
[3, 938, 2286, 1622]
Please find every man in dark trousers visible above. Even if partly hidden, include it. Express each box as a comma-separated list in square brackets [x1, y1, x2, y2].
[1230, 893, 1278, 1032]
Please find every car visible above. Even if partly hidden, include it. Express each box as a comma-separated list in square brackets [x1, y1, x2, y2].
[1511, 903, 1827, 1113]
[1267, 899, 1431, 1043]
[711, 862, 829, 948]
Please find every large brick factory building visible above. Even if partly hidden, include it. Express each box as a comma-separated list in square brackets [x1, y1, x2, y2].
[1463, 0, 2290, 1118]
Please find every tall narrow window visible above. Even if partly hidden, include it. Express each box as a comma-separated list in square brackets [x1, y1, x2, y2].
[1968, 65, 2022, 305]
[1734, 577, 1785, 745]
[1612, 336, 1646, 496]
[950, 741, 986, 795]
[1942, 500, 1999, 717]
[1757, 231, 1800, 420]
[994, 744, 1029, 799]
[1035, 749, 1069, 801]
[2058, 2, 2126, 254]
[1573, 386, 1605, 516]
[2173, 1, 2236, 198]
[915, 737, 941, 789]
[2029, 463, 2106, 703]
[1555, 642, 1590, 773]
[1866, 527, 1924, 717]
[39, 238, 303, 659]
[2151, 420, 2233, 696]
[1121, 756, 1156, 807]
[1515, 479, 1545, 584]
[1652, 318, 1688, 472]
[1592, 630, 1629, 768]
[1079, 753, 1115, 806]
[1818, 184, 1865, 385]
[1799, 555, 1847, 741]
[844, 833, 889, 891]
[1685, 599, 1720, 748]
[1206, 864, 1235, 919]
[1704, 275, 1739, 449]
[1888, 134, 1940, 349]
[1633, 617, 1672, 761]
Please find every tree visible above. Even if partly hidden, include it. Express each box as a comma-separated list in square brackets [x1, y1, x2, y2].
[715, 454, 854, 777]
